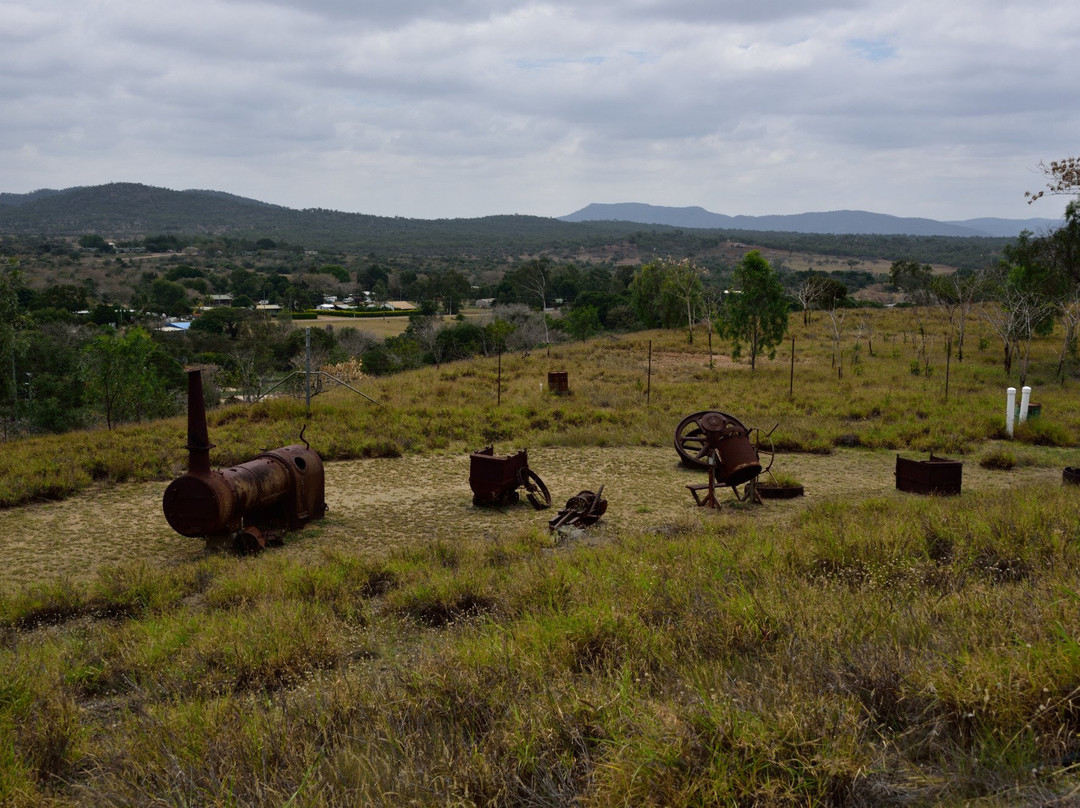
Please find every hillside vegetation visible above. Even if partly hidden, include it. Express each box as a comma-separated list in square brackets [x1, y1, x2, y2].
[3, 307, 1080, 805]
[0, 182, 1010, 267]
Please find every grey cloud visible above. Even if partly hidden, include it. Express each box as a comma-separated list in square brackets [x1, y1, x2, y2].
[1, 0, 1078, 220]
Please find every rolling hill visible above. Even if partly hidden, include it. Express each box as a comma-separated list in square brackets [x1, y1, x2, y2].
[559, 202, 1060, 238]
[0, 182, 1019, 268]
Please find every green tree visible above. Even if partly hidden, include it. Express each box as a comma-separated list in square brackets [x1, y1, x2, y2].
[630, 261, 667, 328]
[715, 251, 789, 370]
[889, 259, 934, 303]
[150, 278, 191, 316]
[660, 258, 705, 343]
[439, 270, 471, 315]
[0, 263, 25, 407]
[190, 307, 251, 340]
[80, 327, 179, 429]
[563, 304, 602, 342]
[322, 264, 350, 283]
[78, 234, 112, 252]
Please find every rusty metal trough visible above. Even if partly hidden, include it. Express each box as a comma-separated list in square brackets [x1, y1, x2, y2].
[895, 453, 962, 496]
[469, 446, 551, 509]
[162, 367, 326, 551]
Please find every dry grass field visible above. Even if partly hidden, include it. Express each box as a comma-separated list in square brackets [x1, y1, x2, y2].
[6, 308, 1080, 807]
[0, 443, 1066, 590]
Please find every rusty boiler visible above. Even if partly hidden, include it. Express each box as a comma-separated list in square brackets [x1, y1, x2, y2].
[162, 367, 326, 550]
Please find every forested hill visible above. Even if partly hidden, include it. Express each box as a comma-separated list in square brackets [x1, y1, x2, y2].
[0, 182, 1013, 268]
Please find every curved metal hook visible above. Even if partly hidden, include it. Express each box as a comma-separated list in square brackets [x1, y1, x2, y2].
[299, 423, 310, 450]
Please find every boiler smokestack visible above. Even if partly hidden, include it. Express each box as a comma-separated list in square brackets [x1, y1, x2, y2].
[185, 366, 215, 476]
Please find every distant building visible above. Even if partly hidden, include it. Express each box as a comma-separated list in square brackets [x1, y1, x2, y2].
[158, 321, 192, 333]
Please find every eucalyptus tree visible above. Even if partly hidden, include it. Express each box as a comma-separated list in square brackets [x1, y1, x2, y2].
[715, 251, 789, 371]
[659, 258, 705, 343]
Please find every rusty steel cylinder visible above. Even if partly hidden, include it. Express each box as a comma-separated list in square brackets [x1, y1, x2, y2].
[162, 367, 326, 541]
[163, 456, 292, 537]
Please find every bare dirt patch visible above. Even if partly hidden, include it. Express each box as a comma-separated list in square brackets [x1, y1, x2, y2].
[0, 447, 1062, 591]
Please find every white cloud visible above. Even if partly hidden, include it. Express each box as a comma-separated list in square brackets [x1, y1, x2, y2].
[1, 0, 1077, 220]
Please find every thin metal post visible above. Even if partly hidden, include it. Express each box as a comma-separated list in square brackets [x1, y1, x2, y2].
[647, 340, 652, 404]
[305, 327, 312, 410]
[497, 350, 502, 406]
[789, 336, 795, 398]
[945, 339, 952, 400]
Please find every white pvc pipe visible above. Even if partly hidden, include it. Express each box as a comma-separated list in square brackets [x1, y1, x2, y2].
[1019, 386, 1032, 422]
[1006, 387, 1016, 437]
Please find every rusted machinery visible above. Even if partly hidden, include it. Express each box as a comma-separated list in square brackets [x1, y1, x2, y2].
[548, 487, 607, 531]
[674, 410, 774, 507]
[548, 371, 569, 395]
[162, 367, 327, 551]
[895, 453, 962, 496]
[469, 446, 551, 508]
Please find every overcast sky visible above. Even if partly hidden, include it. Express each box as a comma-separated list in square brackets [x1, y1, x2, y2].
[2, 1, 1077, 221]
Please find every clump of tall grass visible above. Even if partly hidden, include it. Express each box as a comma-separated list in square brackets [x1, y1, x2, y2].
[1013, 417, 1075, 447]
[980, 447, 1017, 469]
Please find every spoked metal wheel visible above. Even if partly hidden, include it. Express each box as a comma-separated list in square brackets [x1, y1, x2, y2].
[674, 410, 751, 470]
[749, 425, 776, 476]
[518, 468, 552, 510]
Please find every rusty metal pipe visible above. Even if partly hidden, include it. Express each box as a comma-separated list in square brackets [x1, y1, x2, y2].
[185, 367, 214, 477]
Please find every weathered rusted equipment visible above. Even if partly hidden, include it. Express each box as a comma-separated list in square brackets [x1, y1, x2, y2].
[895, 453, 962, 496]
[675, 411, 769, 478]
[469, 446, 551, 509]
[549, 487, 607, 531]
[548, 371, 569, 395]
[675, 411, 775, 507]
[1064, 467, 1080, 486]
[162, 367, 327, 551]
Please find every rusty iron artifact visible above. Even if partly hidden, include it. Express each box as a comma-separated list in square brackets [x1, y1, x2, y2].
[547, 371, 569, 395]
[469, 446, 551, 509]
[162, 367, 327, 551]
[895, 453, 962, 496]
[548, 486, 607, 531]
[675, 410, 775, 507]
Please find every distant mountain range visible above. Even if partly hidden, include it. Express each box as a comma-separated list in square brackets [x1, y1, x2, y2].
[0, 183, 1031, 269]
[559, 202, 1061, 238]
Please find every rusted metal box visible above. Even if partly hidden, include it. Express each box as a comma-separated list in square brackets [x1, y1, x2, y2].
[895, 453, 962, 495]
[1064, 467, 1080, 486]
[548, 371, 569, 394]
[470, 446, 529, 506]
[468, 446, 550, 508]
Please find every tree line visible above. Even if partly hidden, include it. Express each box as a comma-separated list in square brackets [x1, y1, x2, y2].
[4, 160, 1078, 438]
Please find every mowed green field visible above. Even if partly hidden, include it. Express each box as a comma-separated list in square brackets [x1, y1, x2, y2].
[295, 308, 490, 337]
